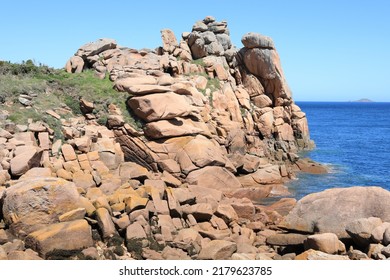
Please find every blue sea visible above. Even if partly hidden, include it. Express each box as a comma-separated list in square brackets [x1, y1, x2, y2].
[287, 102, 390, 199]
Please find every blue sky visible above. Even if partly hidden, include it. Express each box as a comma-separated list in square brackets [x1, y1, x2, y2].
[1, 0, 389, 101]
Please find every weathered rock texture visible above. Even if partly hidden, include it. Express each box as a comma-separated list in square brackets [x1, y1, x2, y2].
[280, 187, 390, 238]
[0, 16, 336, 261]
[64, 16, 315, 206]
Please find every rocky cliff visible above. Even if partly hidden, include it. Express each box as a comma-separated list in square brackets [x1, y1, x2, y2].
[1, 16, 357, 261]
[66, 16, 315, 195]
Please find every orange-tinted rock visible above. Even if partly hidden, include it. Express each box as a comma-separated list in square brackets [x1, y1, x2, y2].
[61, 144, 77, 162]
[10, 147, 43, 176]
[186, 166, 241, 192]
[25, 219, 93, 258]
[128, 92, 196, 122]
[2, 177, 83, 236]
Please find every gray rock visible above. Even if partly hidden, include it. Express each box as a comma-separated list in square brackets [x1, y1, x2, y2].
[243, 48, 278, 80]
[371, 222, 390, 243]
[384, 227, 390, 246]
[76, 38, 117, 58]
[201, 31, 217, 44]
[280, 187, 390, 238]
[224, 48, 237, 62]
[18, 97, 33, 106]
[346, 217, 382, 247]
[208, 22, 228, 34]
[187, 32, 201, 47]
[216, 34, 232, 51]
[206, 41, 224, 56]
[241, 32, 275, 49]
[381, 245, 390, 257]
[203, 16, 216, 24]
[192, 21, 208, 32]
[266, 233, 307, 246]
[190, 38, 208, 59]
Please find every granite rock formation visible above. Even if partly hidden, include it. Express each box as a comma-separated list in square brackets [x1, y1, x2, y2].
[5, 17, 383, 261]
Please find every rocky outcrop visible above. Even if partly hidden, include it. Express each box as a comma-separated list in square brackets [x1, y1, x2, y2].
[63, 17, 314, 203]
[0, 16, 344, 260]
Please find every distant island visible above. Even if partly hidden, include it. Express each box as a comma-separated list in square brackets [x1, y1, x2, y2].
[354, 98, 374, 102]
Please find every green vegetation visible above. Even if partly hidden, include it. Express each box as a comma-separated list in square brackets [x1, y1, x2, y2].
[206, 77, 221, 92]
[0, 60, 143, 139]
[191, 58, 206, 67]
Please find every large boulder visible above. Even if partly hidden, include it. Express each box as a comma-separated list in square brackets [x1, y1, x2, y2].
[238, 165, 282, 187]
[2, 177, 83, 236]
[280, 187, 390, 238]
[161, 29, 178, 53]
[25, 219, 93, 258]
[128, 93, 197, 122]
[345, 217, 383, 247]
[183, 135, 228, 168]
[241, 32, 275, 49]
[239, 32, 292, 103]
[65, 56, 84, 73]
[75, 38, 117, 58]
[10, 146, 43, 176]
[186, 166, 241, 192]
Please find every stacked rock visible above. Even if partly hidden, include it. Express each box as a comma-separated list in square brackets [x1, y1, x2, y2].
[186, 16, 234, 61]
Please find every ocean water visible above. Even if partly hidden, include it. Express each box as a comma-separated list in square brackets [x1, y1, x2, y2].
[287, 102, 390, 199]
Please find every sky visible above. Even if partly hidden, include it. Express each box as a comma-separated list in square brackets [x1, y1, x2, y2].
[1, 0, 389, 102]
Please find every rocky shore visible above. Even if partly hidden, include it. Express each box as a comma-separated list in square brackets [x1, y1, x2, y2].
[1, 16, 389, 260]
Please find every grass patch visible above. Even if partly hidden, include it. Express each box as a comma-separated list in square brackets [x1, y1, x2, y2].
[191, 58, 206, 67]
[206, 77, 221, 91]
[0, 61, 143, 139]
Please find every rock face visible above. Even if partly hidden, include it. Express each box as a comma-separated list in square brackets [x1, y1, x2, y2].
[0, 16, 327, 260]
[280, 187, 390, 238]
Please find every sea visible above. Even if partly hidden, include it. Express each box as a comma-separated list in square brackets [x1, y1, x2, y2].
[287, 101, 390, 199]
